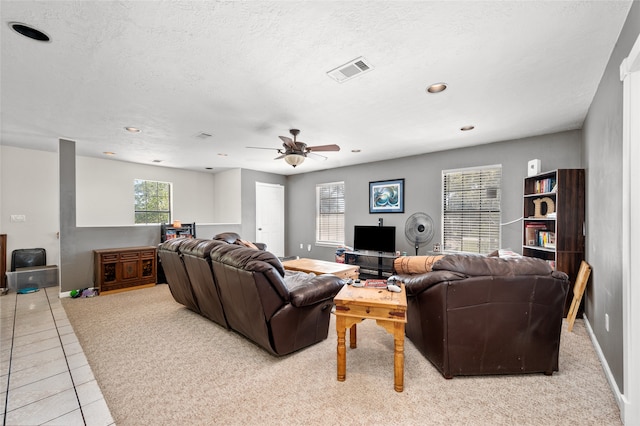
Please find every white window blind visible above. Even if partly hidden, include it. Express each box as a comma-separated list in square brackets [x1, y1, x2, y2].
[316, 181, 345, 246]
[442, 165, 502, 254]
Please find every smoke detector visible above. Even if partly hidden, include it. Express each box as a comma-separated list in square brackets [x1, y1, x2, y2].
[327, 57, 374, 83]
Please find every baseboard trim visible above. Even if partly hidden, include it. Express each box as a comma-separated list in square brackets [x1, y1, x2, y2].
[583, 314, 625, 422]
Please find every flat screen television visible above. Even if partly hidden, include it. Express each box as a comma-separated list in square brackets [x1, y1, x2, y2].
[353, 226, 396, 253]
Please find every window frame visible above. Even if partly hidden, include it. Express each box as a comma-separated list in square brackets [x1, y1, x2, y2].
[315, 181, 345, 247]
[133, 179, 173, 225]
[441, 164, 502, 255]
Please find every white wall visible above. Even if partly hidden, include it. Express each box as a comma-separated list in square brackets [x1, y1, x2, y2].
[76, 157, 217, 226]
[0, 146, 60, 266]
[213, 168, 241, 223]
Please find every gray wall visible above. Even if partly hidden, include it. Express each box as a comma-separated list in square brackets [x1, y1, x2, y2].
[285, 130, 582, 261]
[582, 0, 640, 392]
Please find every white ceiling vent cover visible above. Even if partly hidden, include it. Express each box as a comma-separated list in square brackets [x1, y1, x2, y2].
[327, 57, 374, 83]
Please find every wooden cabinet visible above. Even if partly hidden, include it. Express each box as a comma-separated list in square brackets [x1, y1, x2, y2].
[522, 169, 585, 315]
[94, 246, 157, 295]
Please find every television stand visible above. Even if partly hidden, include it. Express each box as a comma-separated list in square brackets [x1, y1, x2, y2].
[343, 250, 398, 278]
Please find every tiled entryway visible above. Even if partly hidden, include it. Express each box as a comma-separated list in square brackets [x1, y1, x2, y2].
[1, 287, 114, 425]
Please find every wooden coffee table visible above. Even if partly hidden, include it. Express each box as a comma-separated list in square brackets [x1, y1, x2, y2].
[333, 283, 407, 392]
[281, 257, 359, 280]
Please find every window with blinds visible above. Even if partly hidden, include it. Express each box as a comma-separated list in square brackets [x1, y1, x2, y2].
[316, 181, 345, 246]
[442, 165, 502, 254]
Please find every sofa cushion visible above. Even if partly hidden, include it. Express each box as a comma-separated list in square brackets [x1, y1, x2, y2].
[394, 255, 444, 275]
[433, 253, 552, 276]
[289, 275, 344, 307]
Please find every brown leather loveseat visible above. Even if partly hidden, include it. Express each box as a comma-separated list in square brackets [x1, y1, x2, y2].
[159, 236, 344, 356]
[392, 253, 570, 378]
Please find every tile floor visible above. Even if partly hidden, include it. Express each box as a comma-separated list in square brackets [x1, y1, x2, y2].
[1, 287, 114, 425]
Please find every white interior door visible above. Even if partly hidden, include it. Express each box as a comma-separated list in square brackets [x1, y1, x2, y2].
[255, 182, 285, 257]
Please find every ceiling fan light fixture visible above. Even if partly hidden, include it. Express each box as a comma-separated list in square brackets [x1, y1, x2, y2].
[284, 154, 305, 167]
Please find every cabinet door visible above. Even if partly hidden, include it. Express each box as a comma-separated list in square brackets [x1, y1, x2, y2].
[100, 254, 119, 284]
[119, 252, 141, 281]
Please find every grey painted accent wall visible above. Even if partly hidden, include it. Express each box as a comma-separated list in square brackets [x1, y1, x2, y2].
[285, 130, 582, 262]
[59, 139, 76, 290]
[583, 0, 640, 392]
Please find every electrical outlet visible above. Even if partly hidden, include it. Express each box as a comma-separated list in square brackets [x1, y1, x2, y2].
[605, 313, 610, 332]
[10, 214, 26, 222]
[300, 243, 303, 249]
[307, 244, 311, 252]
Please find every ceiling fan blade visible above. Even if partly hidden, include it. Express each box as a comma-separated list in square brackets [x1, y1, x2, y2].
[247, 146, 280, 151]
[274, 153, 288, 160]
[306, 144, 340, 152]
[279, 136, 297, 150]
[307, 152, 328, 161]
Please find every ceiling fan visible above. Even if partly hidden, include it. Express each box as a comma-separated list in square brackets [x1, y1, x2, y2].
[247, 129, 340, 167]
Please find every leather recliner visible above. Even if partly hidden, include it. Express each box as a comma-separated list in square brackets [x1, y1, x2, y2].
[393, 254, 570, 378]
[157, 238, 200, 313]
[179, 239, 229, 329]
[209, 242, 343, 356]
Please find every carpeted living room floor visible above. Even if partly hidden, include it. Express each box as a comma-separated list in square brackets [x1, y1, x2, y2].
[62, 284, 621, 426]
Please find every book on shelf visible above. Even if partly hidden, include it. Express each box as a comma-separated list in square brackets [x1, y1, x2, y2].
[538, 231, 556, 249]
[525, 223, 547, 246]
[534, 177, 557, 194]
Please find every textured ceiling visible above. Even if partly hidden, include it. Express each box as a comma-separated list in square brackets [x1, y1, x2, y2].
[0, 1, 632, 175]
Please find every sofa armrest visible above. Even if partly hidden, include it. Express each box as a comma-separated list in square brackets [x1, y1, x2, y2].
[289, 275, 343, 308]
[394, 270, 467, 296]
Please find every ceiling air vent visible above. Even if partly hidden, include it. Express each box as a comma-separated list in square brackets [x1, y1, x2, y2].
[327, 56, 374, 83]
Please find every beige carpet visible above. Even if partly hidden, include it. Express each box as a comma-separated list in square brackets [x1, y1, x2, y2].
[62, 285, 621, 426]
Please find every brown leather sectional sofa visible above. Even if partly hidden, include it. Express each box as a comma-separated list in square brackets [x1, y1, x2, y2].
[158, 236, 343, 356]
[392, 253, 570, 378]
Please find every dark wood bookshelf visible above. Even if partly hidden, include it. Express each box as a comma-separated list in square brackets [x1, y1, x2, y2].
[523, 169, 585, 316]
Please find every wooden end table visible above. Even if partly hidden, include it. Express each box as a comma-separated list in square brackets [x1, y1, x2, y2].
[282, 257, 359, 280]
[333, 283, 407, 392]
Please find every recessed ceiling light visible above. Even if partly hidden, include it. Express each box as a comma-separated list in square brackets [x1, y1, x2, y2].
[9, 22, 50, 42]
[205, 167, 213, 170]
[351, 149, 361, 153]
[152, 159, 163, 163]
[103, 152, 116, 156]
[427, 83, 447, 94]
[124, 127, 141, 133]
[460, 125, 475, 131]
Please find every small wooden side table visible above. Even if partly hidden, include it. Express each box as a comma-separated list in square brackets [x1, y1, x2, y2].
[333, 283, 407, 392]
